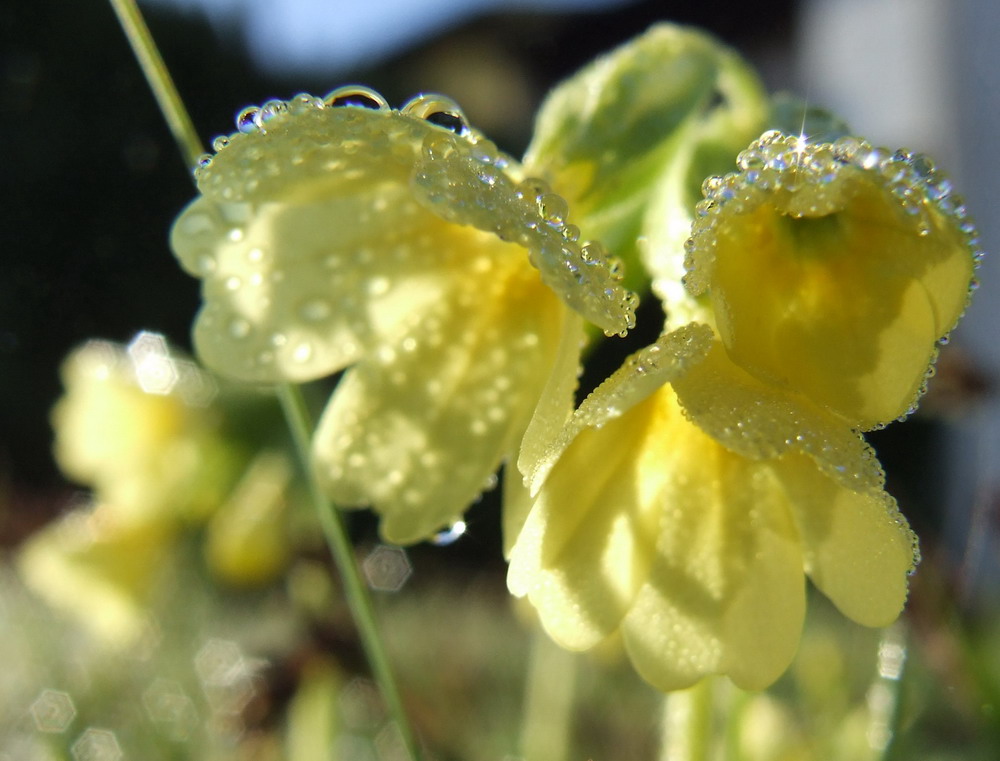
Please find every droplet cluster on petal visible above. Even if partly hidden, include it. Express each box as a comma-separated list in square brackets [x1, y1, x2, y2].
[187, 87, 636, 338]
[684, 130, 984, 297]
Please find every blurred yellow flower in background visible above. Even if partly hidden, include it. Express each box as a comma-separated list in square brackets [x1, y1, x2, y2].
[21, 334, 296, 645]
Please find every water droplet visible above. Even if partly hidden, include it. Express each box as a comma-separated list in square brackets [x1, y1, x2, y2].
[212, 135, 231, 152]
[229, 318, 250, 339]
[299, 298, 332, 322]
[225, 276, 241, 291]
[324, 85, 389, 110]
[236, 106, 260, 133]
[292, 342, 313, 363]
[401, 93, 470, 136]
[538, 193, 568, 227]
[432, 521, 467, 546]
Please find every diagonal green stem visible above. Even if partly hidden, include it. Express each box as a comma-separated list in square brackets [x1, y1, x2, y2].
[108, 3, 423, 757]
[277, 384, 422, 761]
[107, 0, 205, 170]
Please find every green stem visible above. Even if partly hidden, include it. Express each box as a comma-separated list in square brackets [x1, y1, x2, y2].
[520, 631, 577, 761]
[107, 0, 205, 170]
[108, 4, 422, 757]
[277, 384, 422, 761]
[660, 679, 713, 761]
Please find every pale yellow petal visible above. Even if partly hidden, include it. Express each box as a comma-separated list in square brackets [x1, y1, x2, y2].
[507, 392, 670, 649]
[672, 339, 884, 494]
[775, 454, 917, 626]
[171, 99, 635, 387]
[620, 396, 805, 690]
[522, 322, 713, 494]
[312, 241, 568, 545]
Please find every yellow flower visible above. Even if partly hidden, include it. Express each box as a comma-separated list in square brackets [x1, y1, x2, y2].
[507, 131, 980, 691]
[684, 131, 980, 428]
[509, 326, 916, 691]
[50, 332, 233, 522]
[171, 88, 636, 544]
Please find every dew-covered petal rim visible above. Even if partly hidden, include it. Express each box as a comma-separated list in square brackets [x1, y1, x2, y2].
[520, 322, 714, 495]
[671, 338, 885, 494]
[172, 90, 635, 383]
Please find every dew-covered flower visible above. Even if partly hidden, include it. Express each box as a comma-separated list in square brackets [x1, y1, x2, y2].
[507, 130, 981, 691]
[684, 131, 980, 428]
[170, 85, 640, 544]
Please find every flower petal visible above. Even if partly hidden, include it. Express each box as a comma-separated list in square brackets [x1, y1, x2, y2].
[775, 454, 917, 627]
[312, 237, 571, 544]
[171, 96, 635, 387]
[672, 338, 885, 494]
[620, 394, 805, 691]
[521, 323, 713, 494]
[685, 132, 980, 427]
[507, 325, 713, 647]
[507, 392, 670, 649]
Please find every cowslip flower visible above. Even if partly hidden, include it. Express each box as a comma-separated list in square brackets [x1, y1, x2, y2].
[507, 131, 981, 691]
[169, 83, 645, 545]
[21, 335, 298, 645]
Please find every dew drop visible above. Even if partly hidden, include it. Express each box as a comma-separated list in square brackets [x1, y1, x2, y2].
[324, 85, 389, 110]
[212, 135, 231, 152]
[401, 93, 470, 136]
[236, 106, 260, 134]
[292, 342, 313, 363]
[225, 276, 242, 291]
[229, 318, 250, 339]
[299, 298, 332, 322]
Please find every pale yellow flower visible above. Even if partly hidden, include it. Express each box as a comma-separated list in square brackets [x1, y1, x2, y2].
[507, 130, 980, 691]
[171, 88, 636, 544]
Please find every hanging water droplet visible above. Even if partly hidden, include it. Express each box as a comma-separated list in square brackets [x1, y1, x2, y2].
[538, 193, 568, 227]
[432, 520, 467, 546]
[324, 85, 389, 110]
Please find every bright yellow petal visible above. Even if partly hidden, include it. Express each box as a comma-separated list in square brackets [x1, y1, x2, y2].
[507, 325, 713, 647]
[685, 132, 979, 427]
[312, 237, 570, 545]
[521, 323, 713, 494]
[507, 392, 670, 650]
[672, 338, 884, 494]
[171, 94, 635, 386]
[619, 388, 805, 692]
[775, 454, 917, 626]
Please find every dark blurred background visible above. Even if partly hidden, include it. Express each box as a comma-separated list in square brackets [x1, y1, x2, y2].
[2, 0, 998, 602]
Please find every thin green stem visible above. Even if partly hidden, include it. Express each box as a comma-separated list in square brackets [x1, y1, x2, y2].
[660, 679, 713, 761]
[277, 384, 422, 761]
[107, 0, 205, 170]
[520, 630, 577, 761]
[109, 4, 422, 757]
